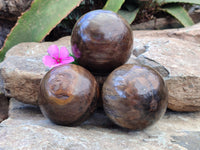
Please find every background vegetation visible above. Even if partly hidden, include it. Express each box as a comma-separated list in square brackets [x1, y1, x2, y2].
[0, 0, 200, 62]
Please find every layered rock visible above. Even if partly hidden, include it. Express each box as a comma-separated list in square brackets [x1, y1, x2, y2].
[0, 70, 8, 122]
[0, 24, 200, 111]
[0, 22, 200, 150]
[0, 37, 71, 105]
[0, 99, 200, 149]
[135, 37, 200, 111]
[0, 94, 8, 122]
[134, 23, 200, 111]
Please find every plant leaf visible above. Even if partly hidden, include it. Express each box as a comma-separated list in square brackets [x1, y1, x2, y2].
[103, 0, 125, 12]
[161, 5, 194, 27]
[118, 8, 140, 24]
[156, 0, 200, 5]
[0, 0, 84, 62]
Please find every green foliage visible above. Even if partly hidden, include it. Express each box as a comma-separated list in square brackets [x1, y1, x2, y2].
[103, 0, 140, 24]
[0, 0, 199, 62]
[156, 0, 200, 5]
[103, 0, 125, 12]
[161, 5, 194, 27]
[156, 0, 200, 27]
[0, 0, 84, 62]
[103, 0, 139, 24]
[118, 8, 139, 24]
[103, 0, 199, 27]
[46, 0, 106, 41]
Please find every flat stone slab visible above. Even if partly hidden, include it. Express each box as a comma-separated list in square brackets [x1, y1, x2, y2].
[0, 24, 200, 111]
[0, 72, 8, 122]
[0, 37, 71, 105]
[133, 24, 200, 111]
[135, 37, 200, 112]
[0, 99, 200, 150]
[0, 95, 8, 122]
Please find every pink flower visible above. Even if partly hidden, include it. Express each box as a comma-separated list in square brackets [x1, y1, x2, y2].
[43, 45, 74, 68]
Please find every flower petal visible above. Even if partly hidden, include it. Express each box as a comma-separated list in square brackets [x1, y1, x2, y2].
[51, 63, 62, 68]
[59, 46, 69, 59]
[47, 45, 59, 58]
[61, 56, 75, 64]
[42, 55, 57, 67]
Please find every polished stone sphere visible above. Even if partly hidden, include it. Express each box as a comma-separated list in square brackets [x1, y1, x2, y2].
[102, 64, 168, 130]
[71, 10, 133, 75]
[38, 64, 99, 126]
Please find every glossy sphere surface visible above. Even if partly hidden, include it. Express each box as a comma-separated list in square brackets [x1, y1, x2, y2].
[71, 10, 133, 75]
[38, 64, 99, 126]
[102, 64, 168, 130]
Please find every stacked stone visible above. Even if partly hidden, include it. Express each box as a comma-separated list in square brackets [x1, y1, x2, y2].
[0, 23, 200, 147]
[1, 23, 200, 112]
[0, 0, 32, 121]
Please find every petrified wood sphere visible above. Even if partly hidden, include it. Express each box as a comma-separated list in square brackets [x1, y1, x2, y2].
[38, 64, 99, 126]
[71, 10, 133, 75]
[102, 64, 168, 130]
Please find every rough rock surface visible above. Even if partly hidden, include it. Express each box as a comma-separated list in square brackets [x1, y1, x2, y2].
[0, 71, 8, 123]
[1, 24, 200, 149]
[0, 99, 200, 150]
[0, 37, 71, 105]
[0, 24, 200, 111]
[135, 38, 200, 111]
[134, 23, 200, 112]
[0, 94, 8, 122]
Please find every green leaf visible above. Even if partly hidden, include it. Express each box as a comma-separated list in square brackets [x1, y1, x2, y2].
[118, 8, 139, 24]
[69, 54, 79, 65]
[161, 5, 194, 27]
[156, 0, 200, 5]
[0, 0, 84, 62]
[103, 0, 125, 12]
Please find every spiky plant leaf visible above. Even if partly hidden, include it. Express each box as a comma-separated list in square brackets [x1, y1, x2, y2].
[103, 0, 125, 12]
[161, 5, 194, 27]
[156, 0, 200, 5]
[0, 0, 84, 62]
[118, 8, 140, 24]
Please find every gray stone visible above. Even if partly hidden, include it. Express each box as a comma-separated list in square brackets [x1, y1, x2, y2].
[0, 95, 8, 123]
[0, 70, 4, 95]
[134, 22, 200, 44]
[133, 23, 200, 112]
[0, 37, 71, 105]
[0, 99, 200, 150]
[171, 131, 200, 150]
[1, 24, 200, 111]
[0, 71, 8, 123]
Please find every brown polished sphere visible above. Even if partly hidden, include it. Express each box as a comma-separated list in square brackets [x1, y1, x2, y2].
[38, 64, 99, 126]
[71, 10, 133, 75]
[102, 64, 168, 130]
